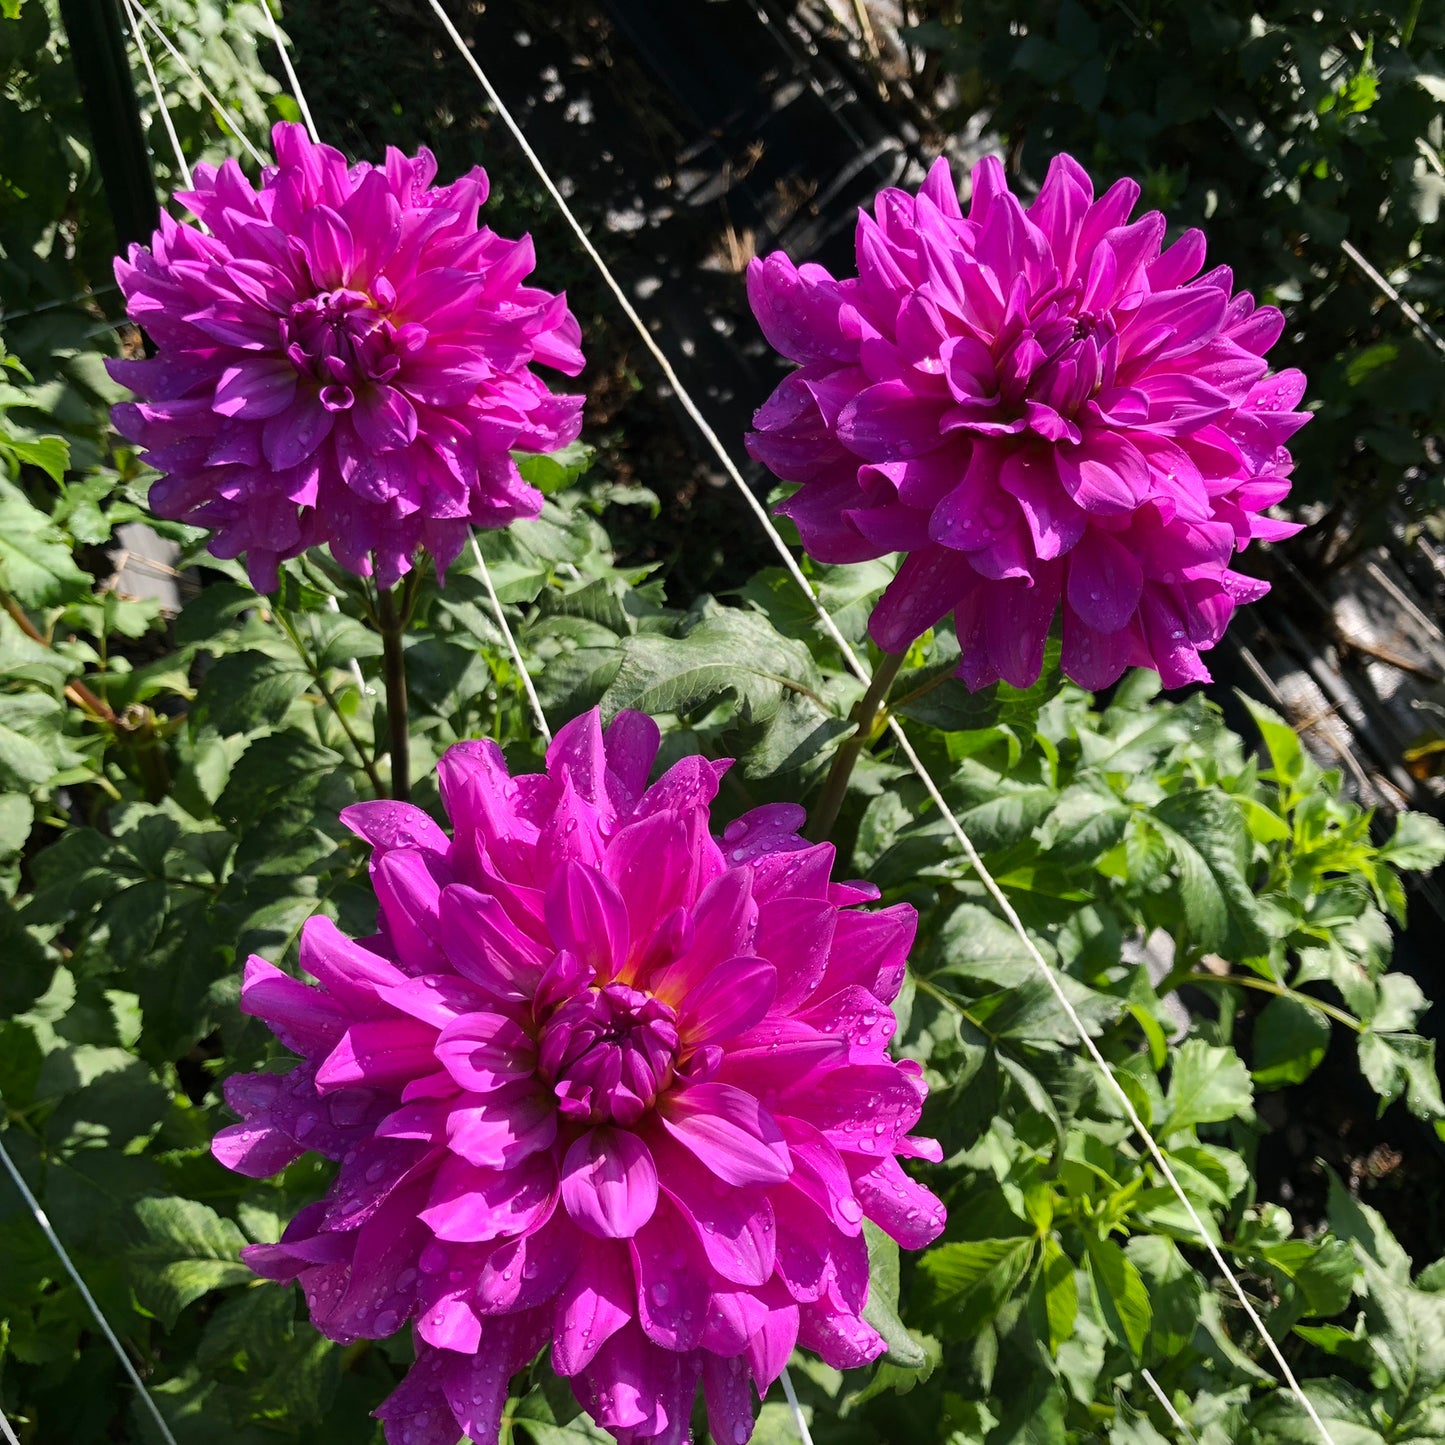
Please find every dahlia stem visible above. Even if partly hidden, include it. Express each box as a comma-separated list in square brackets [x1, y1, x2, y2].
[808, 648, 908, 843]
[377, 584, 410, 803]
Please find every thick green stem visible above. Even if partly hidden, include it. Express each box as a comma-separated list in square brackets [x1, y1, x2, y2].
[808, 649, 909, 843]
[377, 586, 410, 803]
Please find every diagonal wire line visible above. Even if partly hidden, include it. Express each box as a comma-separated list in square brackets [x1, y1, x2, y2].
[126, 0, 269, 168]
[260, 1, 319, 144]
[470, 533, 554, 746]
[420, 6, 1338, 1440]
[0, 1400, 22, 1445]
[121, 0, 192, 188]
[1142, 1367, 1203, 1445]
[0, 1138, 179, 1445]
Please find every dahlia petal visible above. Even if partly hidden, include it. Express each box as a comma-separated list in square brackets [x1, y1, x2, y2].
[754, 897, 835, 1012]
[416, 1288, 481, 1352]
[743, 1294, 800, 1392]
[652, 1133, 777, 1286]
[212, 362, 296, 420]
[814, 903, 915, 1002]
[868, 545, 970, 654]
[746, 253, 858, 365]
[1061, 608, 1139, 690]
[576, 1323, 701, 1437]
[1066, 526, 1145, 633]
[602, 810, 694, 952]
[1055, 433, 1150, 514]
[837, 380, 948, 462]
[333, 1182, 430, 1337]
[552, 1239, 635, 1375]
[650, 870, 758, 1004]
[679, 957, 777, 1045]
[419, 1149, 557, 1243]
[339, 800, 450, 857]
[772, 1063, 922, 1154]
[776, 1117, 864, 1236]
[848, 1153, 947, 1249]
[704, 1351, 757, 1444]
[372, 849, 448, 973]
[798, 1293, 886, 1370]
[602, 709, 663, 814]
[446, 1084, 557, 1168]
[373, 1342, 459, 1445]
[438, 883, 549, 1000]
[211, 1119, 303, 1178]
[658, 1083, 791, 1186]
[630, 1195, 710, 1350]
[434, 1011, 536, 1092]
[545, 858, 631, 980]
[373, 974, 492, 1029]
[441, 1310, 550, 1442]
[999, 448, 1087, 560]
[981, 563, 1062, 689]
[239, 955, 348, 1055]
[561, 1126, 659, 1239]
[315, 1017, 439, 1093]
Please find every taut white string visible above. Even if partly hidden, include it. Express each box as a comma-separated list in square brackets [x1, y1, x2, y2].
[470, 534, 553, 745]
[777, 1362, 816, 1445]
[0, 1399, 23, 1445]
[0, 1137, 179, 1445]
[1142, 1367, 1201, 1444]
[126, 0, 269, 168]
[260, 2, 319, 143]
[421, 8, 1338, 1441]
[121, 0, 192, 188]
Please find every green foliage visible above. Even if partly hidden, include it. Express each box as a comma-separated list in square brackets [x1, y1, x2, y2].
[3, 15, 1445, 1440]
[901, 0, 1445, 565]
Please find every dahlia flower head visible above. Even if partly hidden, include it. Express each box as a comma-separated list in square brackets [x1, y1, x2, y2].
[212, 708, 945, 1445]
[746, 153, 1311, 691]
[108, 122, 585, 592]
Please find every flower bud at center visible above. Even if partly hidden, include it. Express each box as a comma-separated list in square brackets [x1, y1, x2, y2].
[538, 983, 679, 1128]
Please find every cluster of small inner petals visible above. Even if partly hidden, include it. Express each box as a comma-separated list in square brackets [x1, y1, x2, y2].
[108, 122, 585, 592]
[212, 708, 945, 1445]
[745, 152, 1311, 691]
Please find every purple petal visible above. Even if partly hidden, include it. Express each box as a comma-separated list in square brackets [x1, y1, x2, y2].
[560, 1126, 659, 1239]
[658, 1083, 791, 1186]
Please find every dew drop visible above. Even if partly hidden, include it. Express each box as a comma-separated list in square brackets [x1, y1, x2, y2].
[374, 1309, 399, 1335]
[650, 1281, 671, 1307]
[837, 1197, 863, 1224]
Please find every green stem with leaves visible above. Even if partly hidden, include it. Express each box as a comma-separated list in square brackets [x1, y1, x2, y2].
[272, 604, 385, 798]
[809, 648, 909, 842]
[1179, 970, 1363, 1033]
[377, 584, 410, 803]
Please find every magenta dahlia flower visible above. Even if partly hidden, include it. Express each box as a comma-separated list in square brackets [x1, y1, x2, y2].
[212, 708, 944, 1445]
[746, 154, 1310, 690]
[108, 122, 585, 592]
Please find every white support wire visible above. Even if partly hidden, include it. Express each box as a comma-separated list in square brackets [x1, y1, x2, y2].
[778, 1365, 816, 1445]
[1340, 238, 1445, 359]
[420, 7, 1338, 1442]
[125, 0, 269, 169]
[121, 0, 192, 189]
[260, 2, 319, 144]
[470, 533, 553, 746]
[0, 1400, 22, 1445]
[0, 1138, 179, 1445]
[1142, 1368, 1202, 1445]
